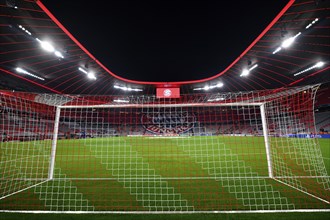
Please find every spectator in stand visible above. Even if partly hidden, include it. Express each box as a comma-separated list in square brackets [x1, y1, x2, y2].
[80, 130, 86, 139]
[2, 132, 8, 142]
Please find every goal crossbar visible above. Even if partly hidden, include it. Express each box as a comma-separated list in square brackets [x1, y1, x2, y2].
[59, 102, 265, 109]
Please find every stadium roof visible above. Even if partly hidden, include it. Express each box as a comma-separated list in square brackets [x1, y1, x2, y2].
[0, 0, 329, 95]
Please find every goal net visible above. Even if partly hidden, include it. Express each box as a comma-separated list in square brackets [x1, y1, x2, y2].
[0, 85, 329, 212]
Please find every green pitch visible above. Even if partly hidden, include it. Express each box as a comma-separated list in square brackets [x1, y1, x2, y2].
[0, 137, 329, 212]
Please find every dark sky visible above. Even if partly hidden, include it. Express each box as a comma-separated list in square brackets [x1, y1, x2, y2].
[41, 0, 289, 82]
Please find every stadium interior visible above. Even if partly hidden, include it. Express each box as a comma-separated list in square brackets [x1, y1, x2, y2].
[0, 0, 329, 215]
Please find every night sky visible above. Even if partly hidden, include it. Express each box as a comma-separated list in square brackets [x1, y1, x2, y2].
[41, 0, 289, 82]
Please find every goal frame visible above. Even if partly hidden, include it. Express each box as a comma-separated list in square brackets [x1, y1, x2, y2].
[48, 102, 272, 187]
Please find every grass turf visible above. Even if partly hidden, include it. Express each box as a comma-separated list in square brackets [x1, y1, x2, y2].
[0, 136, 329, 215]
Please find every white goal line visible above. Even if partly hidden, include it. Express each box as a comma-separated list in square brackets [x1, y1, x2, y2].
[1, 209, 330, 214]
[2, 176, 329, 181]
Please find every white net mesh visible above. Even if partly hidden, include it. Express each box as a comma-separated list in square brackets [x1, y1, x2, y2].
[0, 85, 329, 212]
